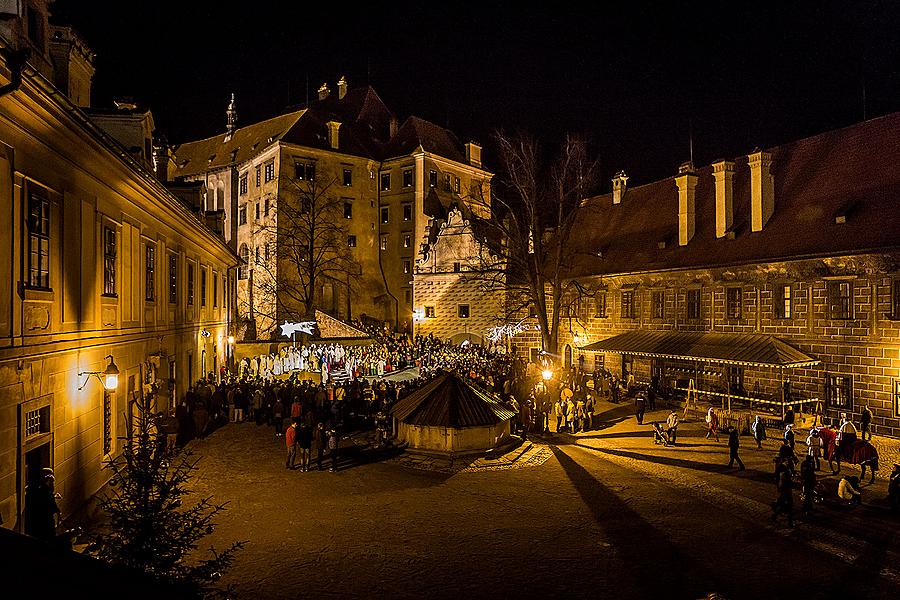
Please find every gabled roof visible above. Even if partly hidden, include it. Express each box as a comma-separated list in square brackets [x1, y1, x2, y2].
[390, 372, 515, 427]
[382, 116, 468, 163]
[582, 331, 820, 368]
[567, 111, 900, 278]
[172, 110, 305, 178]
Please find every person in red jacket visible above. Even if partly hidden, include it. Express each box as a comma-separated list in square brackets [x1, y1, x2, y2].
[285, 419, 298, 469]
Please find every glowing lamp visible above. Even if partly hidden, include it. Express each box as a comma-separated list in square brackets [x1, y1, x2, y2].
[542, 369, 553, 381]
[227, 335, 236, 345]
[80, 355, 120, 391]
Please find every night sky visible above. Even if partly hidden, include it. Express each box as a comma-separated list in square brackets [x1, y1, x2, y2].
[51, 0, 900, 187]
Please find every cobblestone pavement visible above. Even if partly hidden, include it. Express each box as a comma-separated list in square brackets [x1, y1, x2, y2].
[184, 405, 900, 600]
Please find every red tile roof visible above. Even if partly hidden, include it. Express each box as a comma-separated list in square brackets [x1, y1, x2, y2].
[567, 112, 900, 278]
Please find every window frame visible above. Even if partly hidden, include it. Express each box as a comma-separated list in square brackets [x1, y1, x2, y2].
[347, 235, 357, 248]
[458, 304, 470, 319]
[255, 165, 261, 187]
[893, 378, 900, 418]
[200, 267, 207, 307]
[381, 206, 389, 224]
[402, 168, 413, 188]
[380, 234, 388, 251]
[403, 232, 411, 249]
[213, 273, 218, 308]
[825, 373, 853, 411]
[239, 173, 248, 195]
[26, 191, 51, 289]
[594, 291, 607, 318]
[238, 205, 247, 225]
[424, 305, 436, 318]
[380, 172, 391, 191]
[402, 203, 412, 221]
[651, 290, 665, 320]
[344, 201, 353, 219]
[774, 283, 793, 320]
[145, 244, 156, 302]
[168, 253, 178, 304]
[187, 262, 195, 305]
[429, 170, 437, 188]
[726, 286, 743, 320]
[264, 159, 276, 182]
[686, 288, 701, 320]
[826, 280, 854, 320]
[102, 225, 117, 297]
[620, 290, 635, 319]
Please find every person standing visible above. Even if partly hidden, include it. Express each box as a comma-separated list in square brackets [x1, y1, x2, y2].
[328, 428, 340, 472]
[313, 422, 326, 470]
[860, 404, 873, 441]
[838, 414, 858, 456]
[772, 459, 794, 526]
[635, 393, 646, 425]
[583, 393, 594, 432]
[554, 397, 564, 433]
[666, 410, 679, 445]
[727, 426, 745, 470]
[705, 407, 719, 442]
[800, 455, 817, 513]
[805, 428, 821, 470]
[783, 405, 795, 430]
[285, 419, 298, 469]
[751, 415, 767, 449]
[297, 423, 313, 472]
[784, 424, 795, 451]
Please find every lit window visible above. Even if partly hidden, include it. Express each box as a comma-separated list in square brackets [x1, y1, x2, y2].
[343, 168, 352, 186]
[380, 172, 391, 191]
[403, 204, 412, 221]
[826, 374, 852, 411]
[168, 253, 177, 304]
[458, 304, 470, 319]
[239, 174, 248, 195]
[380, 235, 388, 251]
[255, 165, 261, 187]
[429, 170, 437, 188]
[403, 260, 410, 274]
[403, 168, 413, 187]
[381, 207, 389, 224]
[264, 159, 275, 182]
[213, 273, 218, 307]
[621, 290, 635, 319]
[344, 201, 353, 219]
[200, 268, 207, 307]
[403, 233, 411, 248]
[775, 284, 792, 319]
[103, 226, 116, 296]
[454, 177, 461, 194]
[444, 173, 452, 192]
[425, 305, 435, 318]
[238, 245, 249, 280]
[348, 235, 357, 248]
[827, 280, 853, 320]
[187, 263, 195, 305]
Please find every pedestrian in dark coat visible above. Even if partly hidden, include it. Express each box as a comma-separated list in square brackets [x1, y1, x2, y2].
[727, 426, 745, 470]
[635, 393, 647, 425]
[751, 415, 766, 449]
[801, 455, 817, 513]
[772, 460, 794, 526]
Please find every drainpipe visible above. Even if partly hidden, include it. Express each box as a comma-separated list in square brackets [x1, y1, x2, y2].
[0, 48, 30, 99]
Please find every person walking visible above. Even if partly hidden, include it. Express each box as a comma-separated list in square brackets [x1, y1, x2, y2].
[285, 419, 298, 469]
[727, 426, 745, 470]
[800, 455, 817, 513]
[583, 393, 594, 432]
[783, 405, 795, 430]
[860, 404, 873, 441]
[666, 410, 679, 445]
[772, 458, 794, 526]
[784, 424, 796, 451]
[635, 392, 646, 425]
[751, 415, 767, 449]
[805, 428, 822, 470]
[297, 423, 313, 472]
[705, 407, 719, 442]
[328, 428, 339, 472]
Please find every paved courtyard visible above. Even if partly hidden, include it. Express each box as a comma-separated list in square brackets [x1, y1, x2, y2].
[185, 402, 900, 599]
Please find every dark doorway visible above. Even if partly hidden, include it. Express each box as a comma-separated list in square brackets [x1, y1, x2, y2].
[23, 442, 52, 536]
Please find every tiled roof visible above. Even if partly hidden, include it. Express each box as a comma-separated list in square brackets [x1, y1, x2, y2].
[581, 331, 820, 367]
[382, 116, 467, 163]
[391, 372, 515, 428]
[567, 112, 900, 278]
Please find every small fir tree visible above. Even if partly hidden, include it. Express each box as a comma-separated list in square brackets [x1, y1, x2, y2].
[91, 391, 243, 598]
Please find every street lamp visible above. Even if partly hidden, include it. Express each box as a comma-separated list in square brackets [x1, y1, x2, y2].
[79, 355, 120, 391]
[542, 368, 553, 381]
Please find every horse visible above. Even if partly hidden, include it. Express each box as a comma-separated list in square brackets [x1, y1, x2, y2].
[816, 426, 879, 482]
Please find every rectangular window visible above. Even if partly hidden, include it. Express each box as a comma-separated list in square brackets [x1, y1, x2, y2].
[403, 260, 410, 274]
[25, 405, 50, 439]
[444, 173, 452, 192]
[893, 279, 900, 319]
[774, 284, 792, 319]
[827, 280, 853, 319]
[103, 226, 117, 296]
[652, 290, 665, 319]
[348, 235, 357, 248]
[826, 374, 853, 411]
[255, 202, 260, 220]
[454, 176, 461, 194]
[687, 288, 701, 319]
[429, 170, 437, 188]
[26, 193, 51, 289]
[594, 354, 605, 371]
[264, 159, 275, 182]
[239, 205, 247, 225]
[294, 162, 315, 181]
[344, 201, 353, 219]
[403, 204, 412, 221]
[264, 197, 270, 216]
[255, 165, 261, 187]
[621, 290, 635, 319]
[213, 274, 218, 307]
[239, 174, 248, 195]
[187, 263, 194, 306]
[380, 172, 391, 191]
[343, 168, 352, 186]
[381, 206, 389, 224]
[403, 168, 413, 187]
[594, 292, 607, 318]
[403, 233, 411, 248]
[145, 245, 155, 301]
[726, 287, 742, 320]
[380, 235, 388, 251]
[200, 268, 207, 307]
[425, 305, 436, 318]
[168, 254, 177, 304]
[458, 304, 470, 319]
[453, 262, 461, 273]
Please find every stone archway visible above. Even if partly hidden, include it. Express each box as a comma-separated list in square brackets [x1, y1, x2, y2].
[448, 332, 484, 346]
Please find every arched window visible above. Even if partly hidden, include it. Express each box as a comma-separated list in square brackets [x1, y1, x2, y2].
[238, 244, 249, 279]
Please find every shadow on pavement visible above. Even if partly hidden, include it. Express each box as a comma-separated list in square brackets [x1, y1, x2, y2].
[550, 445, 722, 599]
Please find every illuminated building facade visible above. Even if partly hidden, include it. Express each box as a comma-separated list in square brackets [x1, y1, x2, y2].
[0, 3, 236, 530]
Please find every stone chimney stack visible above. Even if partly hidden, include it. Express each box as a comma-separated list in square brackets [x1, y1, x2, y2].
[152, 134, 170, 182]
[326, 121, 341, 150]
[612, 170, 629, 205]
[318, 82, 330, 101]
[465, 142, 482, 168]
[675, 162, 698, 246]
[711, 160, 734, 238]
[337, 76, 348, 100]
[225, 93, 237, 142]
[748, 150, 774, 232]
[389, 116, 399, 138]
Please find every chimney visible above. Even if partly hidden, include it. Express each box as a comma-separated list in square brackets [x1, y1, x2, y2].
[152, 134, 170, 182]
[711, 160, 734, 238]
[318, 82, 330, 101]
[675, 162, 698, 246]
[48, 26, 95, 108]
[748, 150, 774, 232]
[465, 142, 482, 168]
[612, 170, 628, 204]
[389, 116, 399, 138]
[225, 93, 237, 141]
[326, 121, 341, 150]
[337, 76, 348, 100]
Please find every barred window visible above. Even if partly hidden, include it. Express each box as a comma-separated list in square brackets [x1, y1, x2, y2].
[686, 288, 701, 319]
[255, 165, 261, 187]
[826, 280, 853, 320]
[826, 374, 852, 411]
[168, 253, 177, 304]
[25, 406, 50, 438]
[726, 287, 742, 320]
[425, 306, 436, 318]
[652, 290, 665, 319]
[103, 226, 117, 296]
[145, 245, 156, 301]
[27, 193, 51, 288]
[621, 290, 635, 319]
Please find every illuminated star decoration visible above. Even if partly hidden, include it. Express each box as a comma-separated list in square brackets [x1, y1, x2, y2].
[280, 321, 316, 337]
[487, 319, 541, 344]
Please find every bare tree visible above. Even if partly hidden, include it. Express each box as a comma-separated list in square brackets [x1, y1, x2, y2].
[469, 131, 600, 358]
[249, 170, 361, 335]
